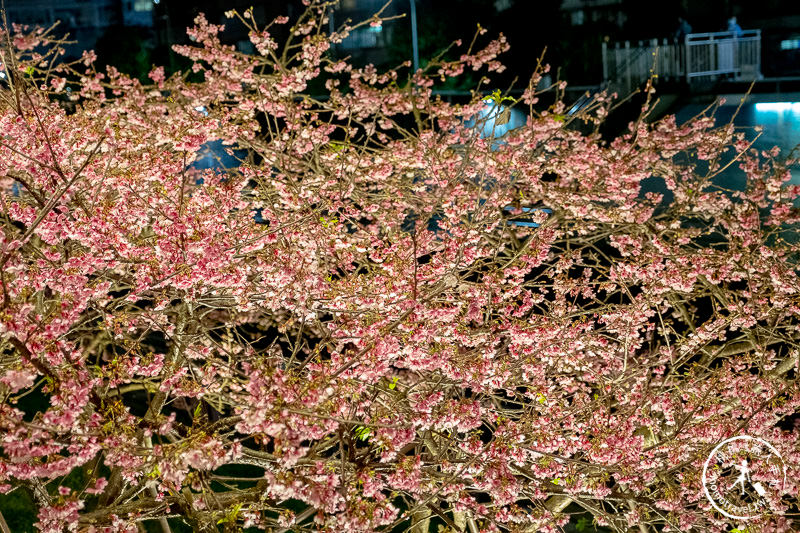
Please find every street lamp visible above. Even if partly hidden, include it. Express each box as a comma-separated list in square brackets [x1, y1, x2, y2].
[409, 0, 419, 71]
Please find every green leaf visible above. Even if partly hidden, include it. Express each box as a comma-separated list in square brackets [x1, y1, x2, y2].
[25, 66, 34, 76]
[218, 502, 243, 524]
[536, 393, 546, 404]
[354, 425, 371, 441]
[388, 377, 399, 390]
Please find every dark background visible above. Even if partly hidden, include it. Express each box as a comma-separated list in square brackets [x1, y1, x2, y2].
[3, 0, 800, 86]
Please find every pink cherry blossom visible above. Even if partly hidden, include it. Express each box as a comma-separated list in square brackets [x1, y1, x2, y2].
[0, 4, 798, 533]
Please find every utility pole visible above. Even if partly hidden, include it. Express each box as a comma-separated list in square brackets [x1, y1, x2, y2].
[409, 0, 419, 71]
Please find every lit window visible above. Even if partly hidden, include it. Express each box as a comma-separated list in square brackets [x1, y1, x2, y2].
[133, 0, 153, 12]
[780, 39, 800, 50]
[340, 27, 378, 49]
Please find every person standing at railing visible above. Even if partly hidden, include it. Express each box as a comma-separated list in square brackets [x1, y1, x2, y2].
[674, 16, 692, 43]
[723, 16, 744, 80]
[727, 16, 743, 37]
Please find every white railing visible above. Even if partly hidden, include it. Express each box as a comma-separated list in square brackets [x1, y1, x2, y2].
[685, 30, 761, 80]
[602, 38, 685, 94]
[602, 30, 761, 94]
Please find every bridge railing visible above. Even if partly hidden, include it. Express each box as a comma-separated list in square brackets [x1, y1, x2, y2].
[685, 30, 761, 80]
[602, 30, 761, 94]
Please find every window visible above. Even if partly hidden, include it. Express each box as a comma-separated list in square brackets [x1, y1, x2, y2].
[133, 0, 153, 12]
[53, 9, 78, 27]
[237, 40, 255, 55]
[340, 27, 379, 49]
[570, 10, 585, 26]
[10, 8, 51, 26]
[76, 7, 95, 27]
[780, 39, 800, 51]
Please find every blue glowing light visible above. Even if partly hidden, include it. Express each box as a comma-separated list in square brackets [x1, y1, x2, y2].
[753, 102, 800, 112]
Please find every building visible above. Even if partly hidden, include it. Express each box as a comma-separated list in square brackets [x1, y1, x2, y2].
[3, 0, 154, 59]
[560, 0, 626, 29]
[330, 0, 403, 65]
[122, 0, 156, 27]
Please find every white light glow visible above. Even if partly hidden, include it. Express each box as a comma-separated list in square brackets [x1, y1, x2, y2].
[754, 102, 800, 112]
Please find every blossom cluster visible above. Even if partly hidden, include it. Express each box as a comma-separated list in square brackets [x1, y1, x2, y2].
[0, 2, 798, 532]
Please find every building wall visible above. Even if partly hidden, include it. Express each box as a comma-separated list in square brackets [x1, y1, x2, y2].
[330, 0, 403, 64]
[4, 0, 153, 59]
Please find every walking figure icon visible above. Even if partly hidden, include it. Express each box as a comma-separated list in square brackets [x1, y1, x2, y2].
[731, 459, 751, 495]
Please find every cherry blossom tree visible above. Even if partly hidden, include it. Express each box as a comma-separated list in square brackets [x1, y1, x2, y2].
[1, 2, 799, 532]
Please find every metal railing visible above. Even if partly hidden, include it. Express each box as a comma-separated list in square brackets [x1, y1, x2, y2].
[602, 30, 762, 93]
[685, 30, 761, 80]
[602, 38, 686, 94]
